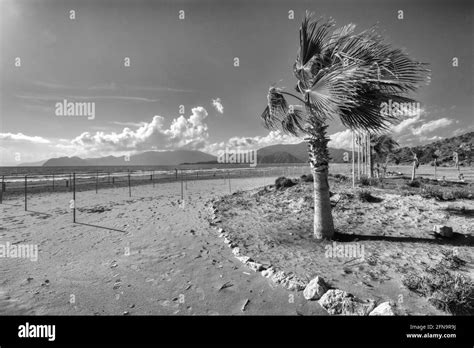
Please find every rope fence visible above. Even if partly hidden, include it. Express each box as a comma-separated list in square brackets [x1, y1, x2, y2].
[0, 165, 312, 216]
[1, 164, 470, 230]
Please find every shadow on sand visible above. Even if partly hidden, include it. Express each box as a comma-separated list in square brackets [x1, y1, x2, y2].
[75, 222, 126, 233]
[334, 231, 474, 247]
[444, 207, 474, 219]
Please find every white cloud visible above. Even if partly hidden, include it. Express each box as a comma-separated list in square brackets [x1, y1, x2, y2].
[326, 117, 454, 149]
[202, 130, 301, 155]
[16, 103, 461, 164]
[0, 133, 55, 165]
[328, 129, 353, 149]
[411, 118, 453, 135]
[419, 135, 442, 142]
[452, 128, 467, 136]
[211, 98, 224, 114]
[111, 121, 147, 127]
[70, 106, 210, 155]
[0, 132, 51, 144]
[391, 114, 422, 134]
[230, 131, 297, 148]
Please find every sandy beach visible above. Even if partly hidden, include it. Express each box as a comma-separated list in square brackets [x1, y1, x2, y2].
[1, 165, 473, 315]
[0, 175, 328, 315]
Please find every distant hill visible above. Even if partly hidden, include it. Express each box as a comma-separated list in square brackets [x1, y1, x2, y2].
[38, 143, 351, 167]
[43, 156, 88, 166]
[42, 150, 216, 166]
[257, 142, 348, 163]
[28, 132, 474, 168]
[18, 160, 48, 167]
[394, 132, 473, 165]
[258, 151, 303, 164]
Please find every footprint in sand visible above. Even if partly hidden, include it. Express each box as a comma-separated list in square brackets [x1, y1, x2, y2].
[113, 279, 122, 290]
[159, 299, 179, 309]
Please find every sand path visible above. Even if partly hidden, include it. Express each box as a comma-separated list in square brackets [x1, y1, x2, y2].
[0, 176, 326, 315]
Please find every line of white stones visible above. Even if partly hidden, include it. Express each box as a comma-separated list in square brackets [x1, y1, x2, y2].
[205, 200, 402, 316]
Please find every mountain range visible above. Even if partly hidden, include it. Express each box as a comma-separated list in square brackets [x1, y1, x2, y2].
[38, 150, 216, 167]
[17, 131, 473, 167]
[18, 142, 348, 167]
[256, 143, 347, 163]
[394, 131, 473, 165]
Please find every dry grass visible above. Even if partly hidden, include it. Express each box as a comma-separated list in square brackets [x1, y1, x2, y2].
[402, 252, 474, 315]
[420, 185, 472, 201]
[214, 173, 473, 315]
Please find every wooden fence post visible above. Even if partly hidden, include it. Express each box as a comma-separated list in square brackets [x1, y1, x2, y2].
[73, 173, 76, 223]
[24, 175, 27, 211]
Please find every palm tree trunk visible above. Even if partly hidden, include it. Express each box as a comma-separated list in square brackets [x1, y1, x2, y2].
[365, 132, 368, 176]
[411, 154, 417, 181]
[361, 133, 365, 176]
[383, 158, 388, 178]
[368, 133, 373, 178]
[357, 132, 361, 179]
[306, 121, 334, 239]
[351, 130, 355, 188]
[369, 153, 374, 178]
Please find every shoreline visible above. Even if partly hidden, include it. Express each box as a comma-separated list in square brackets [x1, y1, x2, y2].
[0, 165, 310, 198]
[1, 164, 472, 199]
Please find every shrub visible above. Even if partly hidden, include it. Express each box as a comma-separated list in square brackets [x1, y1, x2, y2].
[419, 177, 441, 186]
[360, 175, 380, 187]
[421, 186, 473, 201]
[275, 176, 296, 189]
[439, 250, 466, 270]
[400, 190, 415, 197]
[334, 173, 349, 182]
[452, 188, 473, 200]
[360, 176, 371, 186]
[357, 189, 379, 202]
[421, 186, 444, 200]
[407, 180, 421, 188]
[402, 264, 473, 315]
[300, 174, 314, 183]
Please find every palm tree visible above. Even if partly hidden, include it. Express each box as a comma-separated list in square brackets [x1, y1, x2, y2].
[370, 134, 399, 178]
[260, 12, 430, 239]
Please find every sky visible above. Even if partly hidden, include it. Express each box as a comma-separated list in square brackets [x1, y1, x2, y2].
[0, 0, 472, 165]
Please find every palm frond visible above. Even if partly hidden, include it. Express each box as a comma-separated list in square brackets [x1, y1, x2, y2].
[294, 12, 335, 85]
[371, 134, 399, 156]
[264, 12, 430, 137]
[260, 88, 308, 136]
